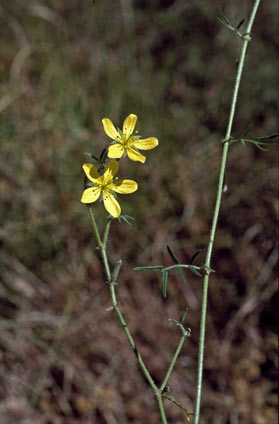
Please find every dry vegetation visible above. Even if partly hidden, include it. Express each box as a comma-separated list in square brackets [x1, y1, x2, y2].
[0, 1, 278, 423]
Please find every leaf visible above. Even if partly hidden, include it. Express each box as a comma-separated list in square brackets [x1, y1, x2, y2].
[254, 142, 269, 151]
[99, 148, 108, 161]
[189, 249, 201, 265]
[167, 245, 185, 282]
[179, 308, 188, 324]
[84, 151, 100, 161]
[237, 18, 245, 30]
[134, 266, 164, 271]
[240, 124, 253, 139]
[117, 214, 135, 225]
[188, 266, 202, 277]
[218, 7, 230, 25]
[111, 260, 122, 283]
[162, 271, 168, 298]
[255, 134, 279, 142]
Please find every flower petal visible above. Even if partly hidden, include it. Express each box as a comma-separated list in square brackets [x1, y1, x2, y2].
[112, 179, 138, 194]
[133, 137, 159, 150]
[102, 118, 120, 140]
[127, 147, 146, 163]
[123, 114, 137, 139]
[81, 187, 101, 203]
[103, 160, 119, 183]
[108, 143, 125, 159]
[83, 163, 100, 182]
[103, 191, 121, 218]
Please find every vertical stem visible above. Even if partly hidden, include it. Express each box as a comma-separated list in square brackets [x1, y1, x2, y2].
[103, 218, 112, 248]
[193, 1, 261, 423]
[156, 394, 168, 424]
[88, 206, 111, 281]
[88, 205, 102, 248]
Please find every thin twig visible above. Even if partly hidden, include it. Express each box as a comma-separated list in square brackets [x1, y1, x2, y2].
[88, 206, 169, 423]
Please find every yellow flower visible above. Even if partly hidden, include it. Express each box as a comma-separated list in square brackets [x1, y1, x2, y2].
[81, 160, 138, 218]
[102, 113, 159, 163]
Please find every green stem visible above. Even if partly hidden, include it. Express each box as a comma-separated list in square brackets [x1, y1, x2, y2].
[156, 394, 168, 424]
[160, 333, 187, 392]
[88, 205, 102, 248]
[103, 218, 112, 248]
[109, 281, 158, 393]
[88, 206, 111, 281]
[193, 1, 261, 423]
[87, 207, 168, 423]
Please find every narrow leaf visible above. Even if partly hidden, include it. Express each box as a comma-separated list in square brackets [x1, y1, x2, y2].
[254, 142, 268, 151]
[117, 214, 135, 225]
[237, 18, 245, 30]
[255, 134, 279, 142]
[240, 124, 253, 138]
[162, 271, 168, 298]
[99, 148, 108, 161]
[84, 151, 100, 161]
[167, 245, 180, 264]
[134, 266, 164, 271]
[218, 7, 230, 25]
[111, 260, 122, 283]
[188, 266, 202, 277]
[179, 308, 188, 324]
[167, 245, 185, 282]
[189, 249, 201, 265]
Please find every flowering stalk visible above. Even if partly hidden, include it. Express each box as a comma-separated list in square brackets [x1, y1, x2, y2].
[193, 1, 261, 422]
[87, 205, 168, 423]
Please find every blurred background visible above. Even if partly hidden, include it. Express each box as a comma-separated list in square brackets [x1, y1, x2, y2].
[0, 1, 278, 423]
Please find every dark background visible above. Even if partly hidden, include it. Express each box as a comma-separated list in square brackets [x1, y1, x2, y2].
[0, 1, 278, 423]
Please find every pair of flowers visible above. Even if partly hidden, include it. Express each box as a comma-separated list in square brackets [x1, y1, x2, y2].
[81, 114, 158, 218]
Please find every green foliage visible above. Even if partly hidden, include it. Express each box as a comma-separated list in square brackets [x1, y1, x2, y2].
[218, 7, 249, 39]
[167, 245, 185, 283]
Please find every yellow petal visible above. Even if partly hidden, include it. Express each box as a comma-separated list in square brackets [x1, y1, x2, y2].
[127, 147, 146, 163]
[102, 118, 120, 140]
[103, 160, 119, 183]
[82, 163, 100, 182]
[123, 114, 137, 139]
[133, 137, 159, 150]
[81, 187, 101, 203]
[103, 191, 121, 218]
[112, 179, 138, 194]
[108, 143, 125, 159]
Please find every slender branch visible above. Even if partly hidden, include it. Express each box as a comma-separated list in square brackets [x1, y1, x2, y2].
[193, 1, 261, 423]
[163, 394, 193, 421]
[87, 207, 168, 422]
[108, 281, 158, 393]
[160, 329, 189, 393]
